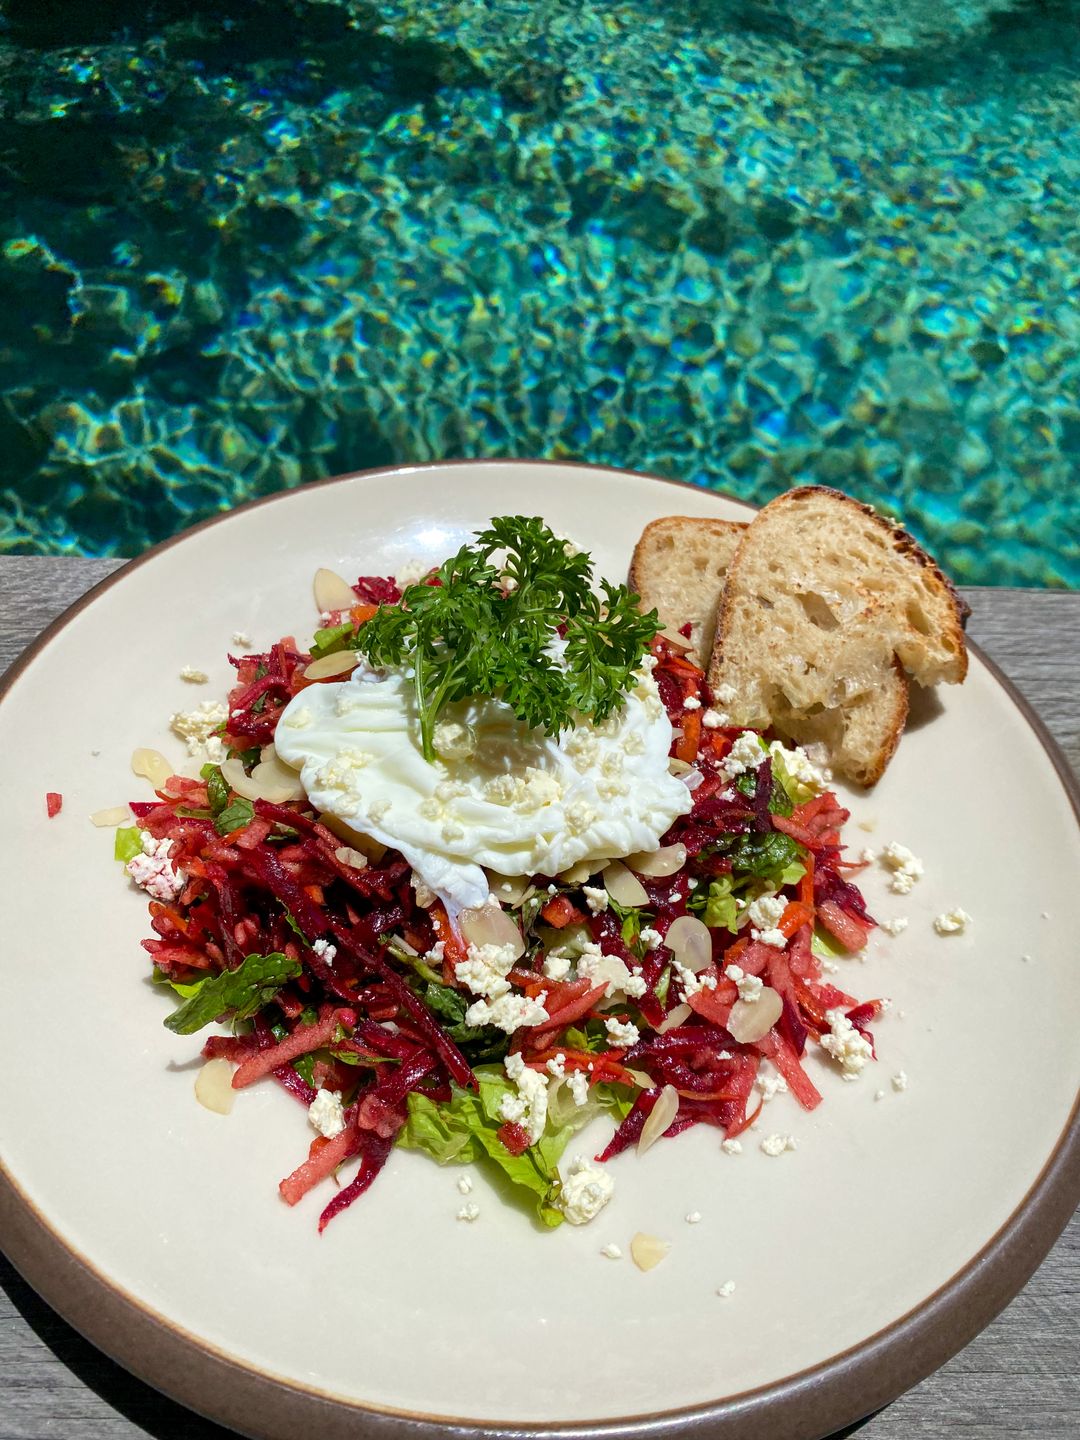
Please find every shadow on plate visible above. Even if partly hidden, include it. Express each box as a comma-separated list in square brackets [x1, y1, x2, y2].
[0, 1252, 882, 1438]
[904, 682, 946, 734]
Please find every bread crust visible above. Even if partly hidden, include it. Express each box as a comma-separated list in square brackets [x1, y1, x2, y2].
[705, 485, 968, 786]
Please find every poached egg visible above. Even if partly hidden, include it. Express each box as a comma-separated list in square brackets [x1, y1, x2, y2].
[274, 660, 692, 912]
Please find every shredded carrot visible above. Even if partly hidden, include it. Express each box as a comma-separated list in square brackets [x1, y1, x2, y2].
[675, 709, 702, 763]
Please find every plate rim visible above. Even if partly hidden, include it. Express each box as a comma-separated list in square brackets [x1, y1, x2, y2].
[1, 459, 1078, 1440]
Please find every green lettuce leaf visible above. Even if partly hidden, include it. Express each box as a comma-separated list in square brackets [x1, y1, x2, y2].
[690, 875, 740, 932]
[399, 1067, 633, 1228]
[163, 951, 302, 1034]
[811, 926, 850, 960]
[114, 826, 143, 864]
[771, 748, 818, 807]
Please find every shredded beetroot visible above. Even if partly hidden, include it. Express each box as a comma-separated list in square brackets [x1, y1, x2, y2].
[352, 576, 401, 605]
[137, 621, 880, 1231]
[45, 792, 62, 818]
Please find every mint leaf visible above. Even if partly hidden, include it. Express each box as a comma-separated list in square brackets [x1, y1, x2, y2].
[163, 952, 301, 1034]
[215, 795, 254, 835]
[114, 826, 143, 864]
[203, 766, 230, 816]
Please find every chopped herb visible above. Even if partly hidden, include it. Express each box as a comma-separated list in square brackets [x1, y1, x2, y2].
[164, 952, 302, 1034]
[355, 516, 658, 761]
[215, 796, 255, 835]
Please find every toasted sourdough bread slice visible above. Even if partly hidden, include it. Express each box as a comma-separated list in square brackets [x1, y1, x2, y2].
[629, 517, 746, 663]
[707, 486, 969, 786]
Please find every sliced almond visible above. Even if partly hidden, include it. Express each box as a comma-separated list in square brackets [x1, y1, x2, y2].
[194, 1058, 235, 1114]
[220, 755, 304, 804]
[624, 1068, 656, 1089]
[602, 860, 648, 908]
[304, 650, 360, 681]
[334, 845, 369, 870]
[630, 1232, 671, 1272]
[668, 758, 694, 777]
[131, 748, 173, 789]
[320, 814, 387, 862]
[559, 858, 601, 886]
[637, 1083, 680, 1155]
[90, 805, 130, 827]
[459, 903, 525, 959]
[726, 986, 784, 1044]
[313, 567, 357, 613]
[657, 625, 693, 652]
[486, 872, 534, 907]
[664, 915, 712, 971]
[625, 843, 687, 877]
[657, 1002, 693, 1034]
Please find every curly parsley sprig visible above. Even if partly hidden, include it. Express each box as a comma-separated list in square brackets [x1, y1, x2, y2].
[354, 517, 659, 761]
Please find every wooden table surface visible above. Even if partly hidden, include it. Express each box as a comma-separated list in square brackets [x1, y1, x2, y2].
[0, 560, 1076, 1440]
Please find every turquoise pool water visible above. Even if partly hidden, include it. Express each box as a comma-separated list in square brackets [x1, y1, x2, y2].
[0, 0, 1077, 584]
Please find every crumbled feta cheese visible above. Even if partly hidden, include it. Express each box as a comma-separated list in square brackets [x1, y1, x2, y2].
[126, 833, 183, 901]
[715, 682, 737, 705]
[501, 1051, 549, 1142]
[546, 1052, 567, 1080]
[179, 666, 209, 683]
[701, 709, 725, 729]
[755, 1067, 788, 1102]
[875, 1089, 886, 1102]
[231, 631, 253, 648]
[880, 917, 908, 936]
[583, 885, 609, 914]
[578, 944, 644, 999]
[716, 1280, 737, 1298]
[542, 953, 572, 981]
[604, 1017, 640, 1049]
[567, 1070, 590, 1106]
[425, 940, 445, 965]
[768, 741, 827, 794]
[892, 1070, 908, 1092]
[685, 1211, 702, 1224]
[600, 1243, 623, 1260]
[721, 1139, 743, 1155]
[307, 1088, 345, 1139]
[859, 847, 877, 864]
[640, 927, 663, 950]
[465, 990, 550, 1034]
[457, 1202, 480, 1222]
[559, 1155, 615, 1225]
[882, 841, 923, 893]
[411, 875, 436, 909]
[761, 1134, 797, 1157]
[934, 907, 972, 936]
[457, 1174, 473, 1195]
[747, 892, 787, 949]
[170, 700, 229, 759]
[683, 695, 701, 711]
[432, 720, 476, 762]
[455, 941, 519, 1000]
[722, 731, 767, 777]
[673, 959, 718, 999]
[312, 938, 337, 966]
[725, 964, 763, 1003]
[820, 1008, 874, 1080]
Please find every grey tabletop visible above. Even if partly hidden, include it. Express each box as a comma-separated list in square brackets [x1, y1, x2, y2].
[0, 559, 1077, 1440]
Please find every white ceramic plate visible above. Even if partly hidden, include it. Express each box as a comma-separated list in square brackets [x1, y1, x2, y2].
[1, 462, 1078, 1440]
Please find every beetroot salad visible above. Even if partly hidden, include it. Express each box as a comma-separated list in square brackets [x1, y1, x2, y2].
[117, 529, 881, 1234]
